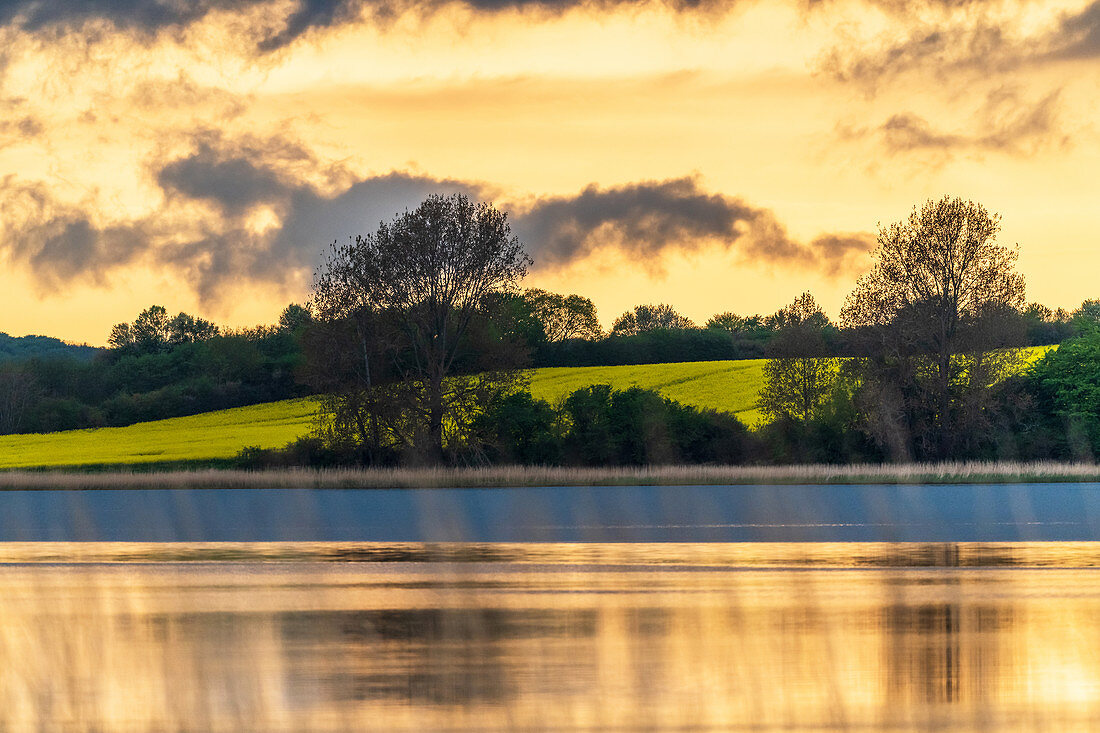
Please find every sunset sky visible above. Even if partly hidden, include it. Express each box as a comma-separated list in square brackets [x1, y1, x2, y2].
[0, 0, 1097, 344]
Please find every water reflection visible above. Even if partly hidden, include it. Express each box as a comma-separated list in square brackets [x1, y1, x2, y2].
[1, 542, 1100, 731]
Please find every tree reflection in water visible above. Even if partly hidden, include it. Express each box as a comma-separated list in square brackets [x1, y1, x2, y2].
[0, 542, 1098, 731]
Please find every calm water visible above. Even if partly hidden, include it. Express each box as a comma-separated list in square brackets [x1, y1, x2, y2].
[2, 541, 1100, 732]
[3, 483, 1100, 541]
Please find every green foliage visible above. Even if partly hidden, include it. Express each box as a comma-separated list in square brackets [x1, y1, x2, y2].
[1027, 330, 1100, 457]
[474, 391, 562, 464]
[537, 327, 764, 367]
[524, 289, 601, 341]
[0, 333, 99, 363]
[0, 349, 1055, 468]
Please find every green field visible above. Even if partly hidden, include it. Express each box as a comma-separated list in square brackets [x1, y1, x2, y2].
[0, 348, 1053, 469]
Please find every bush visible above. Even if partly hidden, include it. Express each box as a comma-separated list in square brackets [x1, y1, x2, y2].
[473, 391, 561, 465]
[559, 385, 750, 465]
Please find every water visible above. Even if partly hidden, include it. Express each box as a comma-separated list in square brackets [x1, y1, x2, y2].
[4, 485, 1100, 730]
[2, 483, 1100, 541]
[2, 541, 1100, 732]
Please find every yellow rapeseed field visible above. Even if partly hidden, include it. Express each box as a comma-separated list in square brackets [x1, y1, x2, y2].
[0, 347, 1053, 469]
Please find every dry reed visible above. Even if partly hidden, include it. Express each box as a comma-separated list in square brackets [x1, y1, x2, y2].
[0, 460, 1098, 490]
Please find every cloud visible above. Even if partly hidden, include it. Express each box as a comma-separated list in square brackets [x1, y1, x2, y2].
[818, 1, 1100, 88]
[0, 0, 737, 52]
[1057, 0, 1100, 60]
[155, 132, 322, 216]
[508, 177, 872, 275]
[0, 0, 358, 50]
[0, 179, 152, 290]
[0, 135, 871, 303]
[841, 87, 1065, 159]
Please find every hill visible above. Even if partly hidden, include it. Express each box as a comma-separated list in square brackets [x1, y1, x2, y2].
[0, 333, 101, 362]
[0, 359, 768, 468]
[0, 348, 1052, 469]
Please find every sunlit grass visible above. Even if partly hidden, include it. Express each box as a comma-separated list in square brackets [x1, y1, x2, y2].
[0, 346, 1054, 469]
[528, 359, 766, 424]
[0, 398, 320, 469]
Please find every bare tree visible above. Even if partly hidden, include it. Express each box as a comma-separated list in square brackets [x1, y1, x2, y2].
[841, 197, 1026, 459]
[307, 194, 532, 463]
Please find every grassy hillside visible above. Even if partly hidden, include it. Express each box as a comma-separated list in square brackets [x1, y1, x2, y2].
[529, 359, 766, 424]
[0, 399, 320, 469]
[0, 348, 1053, 469]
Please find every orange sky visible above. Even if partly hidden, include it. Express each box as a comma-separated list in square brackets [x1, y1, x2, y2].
[0, 0, 1097, 344]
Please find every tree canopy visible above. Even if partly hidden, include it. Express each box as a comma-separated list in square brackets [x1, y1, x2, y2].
[611, 303, 694, 336]
[841, 196, 1026, 459]
[306, 193, 532, 463]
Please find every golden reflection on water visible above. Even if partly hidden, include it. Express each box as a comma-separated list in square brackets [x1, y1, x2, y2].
[1, 542, 1099, 732]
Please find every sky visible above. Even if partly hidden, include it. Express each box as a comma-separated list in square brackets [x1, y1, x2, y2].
[0, 0, 1097, 344]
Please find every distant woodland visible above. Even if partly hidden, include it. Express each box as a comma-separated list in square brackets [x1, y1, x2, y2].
[5, 194, 1100, 467]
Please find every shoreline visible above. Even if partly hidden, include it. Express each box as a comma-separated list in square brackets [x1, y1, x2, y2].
[0, 460, 1098, 490]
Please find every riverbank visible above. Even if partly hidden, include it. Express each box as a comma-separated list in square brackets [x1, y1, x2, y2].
[1, 460, 1099, 490]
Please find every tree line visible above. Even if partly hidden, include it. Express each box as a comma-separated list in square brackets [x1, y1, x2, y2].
[5, 193, 1100, 467]
[260, 193, 1100, 467]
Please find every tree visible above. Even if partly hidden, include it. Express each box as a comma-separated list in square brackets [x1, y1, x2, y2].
[167, 312, 219, 344]
[108, 305, 219, 353]
[277, 303, 312, 334]
[705, 312, 746, 333]
[840, 196, 1026, 459]
[307, 193, 532, 463]
[1021, 302, 1073, 346]
[766, 291, 831, 331]
[758, 292, 838, 422]
[611, 304, 694, 336]
[524, 289, 602, 341]
[0, 363, 40, 434]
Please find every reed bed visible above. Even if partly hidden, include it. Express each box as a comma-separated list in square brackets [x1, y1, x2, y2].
[0, 460, 1098, 490]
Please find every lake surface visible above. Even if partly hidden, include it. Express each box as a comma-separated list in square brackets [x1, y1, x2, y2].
[2, 482, 1100, 541]
[4, 485, 1100, 730]
[2, 541, 1100, 731]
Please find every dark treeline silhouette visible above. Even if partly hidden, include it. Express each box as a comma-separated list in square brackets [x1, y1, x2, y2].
[0, 333, 100, 363]
[0, 305, 312, 435]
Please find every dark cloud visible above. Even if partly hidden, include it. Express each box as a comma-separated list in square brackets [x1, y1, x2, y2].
[257, 0, 360, 52]
[3, 143, 870, 303]
[157, 143, 299, 216]
[0, 179, 151, 290]
[0, 0, 357, 50]
[0, 0, 734, 51]
[509, 177, 872, 275]
[510, 178, 757, 267]
[1057, 0, 1100, 60]
[168, 172, 485, 301]
[819, 1, 1100, 87]
[842, 88, 1064, 158]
